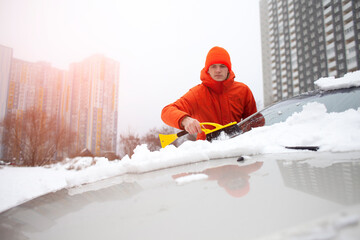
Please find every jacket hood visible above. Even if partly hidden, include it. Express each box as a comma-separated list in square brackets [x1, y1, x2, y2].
[200, 46, 235, 94]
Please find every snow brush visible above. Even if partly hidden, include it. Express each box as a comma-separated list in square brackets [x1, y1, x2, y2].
[159, 122, 241, 148]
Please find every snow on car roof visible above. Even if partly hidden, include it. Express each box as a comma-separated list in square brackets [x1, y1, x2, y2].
[315, 70, 360, 91]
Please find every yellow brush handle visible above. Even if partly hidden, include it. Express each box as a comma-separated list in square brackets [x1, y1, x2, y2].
[159, 121, 238, 148]
[200, 122, 237, 134]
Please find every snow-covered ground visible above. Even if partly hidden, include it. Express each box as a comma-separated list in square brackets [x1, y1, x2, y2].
[1, 71, 360, 213]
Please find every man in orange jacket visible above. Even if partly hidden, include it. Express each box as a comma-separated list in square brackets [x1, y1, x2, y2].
[161, 46, 258, 139]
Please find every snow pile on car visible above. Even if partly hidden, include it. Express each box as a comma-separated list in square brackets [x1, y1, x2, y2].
[315, 70, 360, 91]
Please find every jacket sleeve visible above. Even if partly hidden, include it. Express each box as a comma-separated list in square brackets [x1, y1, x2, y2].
[161, 89, 197, 130]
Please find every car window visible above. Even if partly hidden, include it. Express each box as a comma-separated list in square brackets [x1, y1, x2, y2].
[239, 87, 360, 133]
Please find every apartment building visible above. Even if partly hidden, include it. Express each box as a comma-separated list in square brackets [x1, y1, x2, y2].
[7, 59, 66, 117]
[0, 47, 119, 159]
[260, 0, 360, 106]
[69, 55, 119, 156]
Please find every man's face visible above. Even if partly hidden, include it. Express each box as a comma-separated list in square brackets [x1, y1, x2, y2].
[207, 64, 229, 81]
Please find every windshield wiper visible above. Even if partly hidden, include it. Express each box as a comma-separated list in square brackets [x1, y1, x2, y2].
[285, 146, 319, 151]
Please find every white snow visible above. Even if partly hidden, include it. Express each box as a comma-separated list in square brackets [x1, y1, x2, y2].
[1, 72, 360, 213]
[315, 70, 360, 91]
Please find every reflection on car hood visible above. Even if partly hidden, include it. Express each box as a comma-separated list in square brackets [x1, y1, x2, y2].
[1, 151, 360, 240]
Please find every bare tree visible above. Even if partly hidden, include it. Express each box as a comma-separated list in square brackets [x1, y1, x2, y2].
[1, 108, 74, 166]
[118, 130, 141, 158]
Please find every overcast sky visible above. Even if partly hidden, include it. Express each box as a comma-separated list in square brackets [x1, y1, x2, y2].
[0, 0, 264, 134]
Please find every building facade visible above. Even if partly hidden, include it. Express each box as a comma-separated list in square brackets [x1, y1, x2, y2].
[0, 48, 119, 160]
[260, 0, 360, 106]
[0, 45, 13, 159]
[7, 59, 67, 118]
[69, 55, 119, 156]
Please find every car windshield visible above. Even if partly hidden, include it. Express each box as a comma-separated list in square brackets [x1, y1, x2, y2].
[239, 87, 360, 132]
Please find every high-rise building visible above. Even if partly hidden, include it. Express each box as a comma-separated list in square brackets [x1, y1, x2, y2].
[1, 49, 119, 160]
[7, 59, 66, 118]
[260, 0, 360, 106]
[2, 57, 70, 161]
[0, 44, 13, 159]
[69, 55, 119, 156]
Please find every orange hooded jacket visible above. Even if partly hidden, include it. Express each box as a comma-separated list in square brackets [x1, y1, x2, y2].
[161, 47, 258, 139]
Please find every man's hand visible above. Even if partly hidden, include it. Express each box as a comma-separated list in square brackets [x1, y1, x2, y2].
[181, 116, 203, 134]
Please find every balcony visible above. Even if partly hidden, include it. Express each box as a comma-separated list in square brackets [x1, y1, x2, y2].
[344, 21, 354, 31]
[290, 33, 296, 41]
[290, 25, 296, 33]
[329, 69, 337, 77]
[326, 32, 334, 43]
[324, 15, 332, 25]
[282, 90, 288, 99]
[325, 24, 333, 34]
[324, 5, 332, 17]
[342, 1, 352, 13]
[281, 62, 286, 70]
[327, 48, 335, 59]
[328, 60, 336, 68]
[272, 89, 278, 96]
[280, 48, 286, 55]
[323, 0, 331, 7]
[348, 60, 357, 71]
[346, 40, 355, 49]
[344, 26, 354, 39]
[343, 10, 353, 22]
[327, 41, 335, 50]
